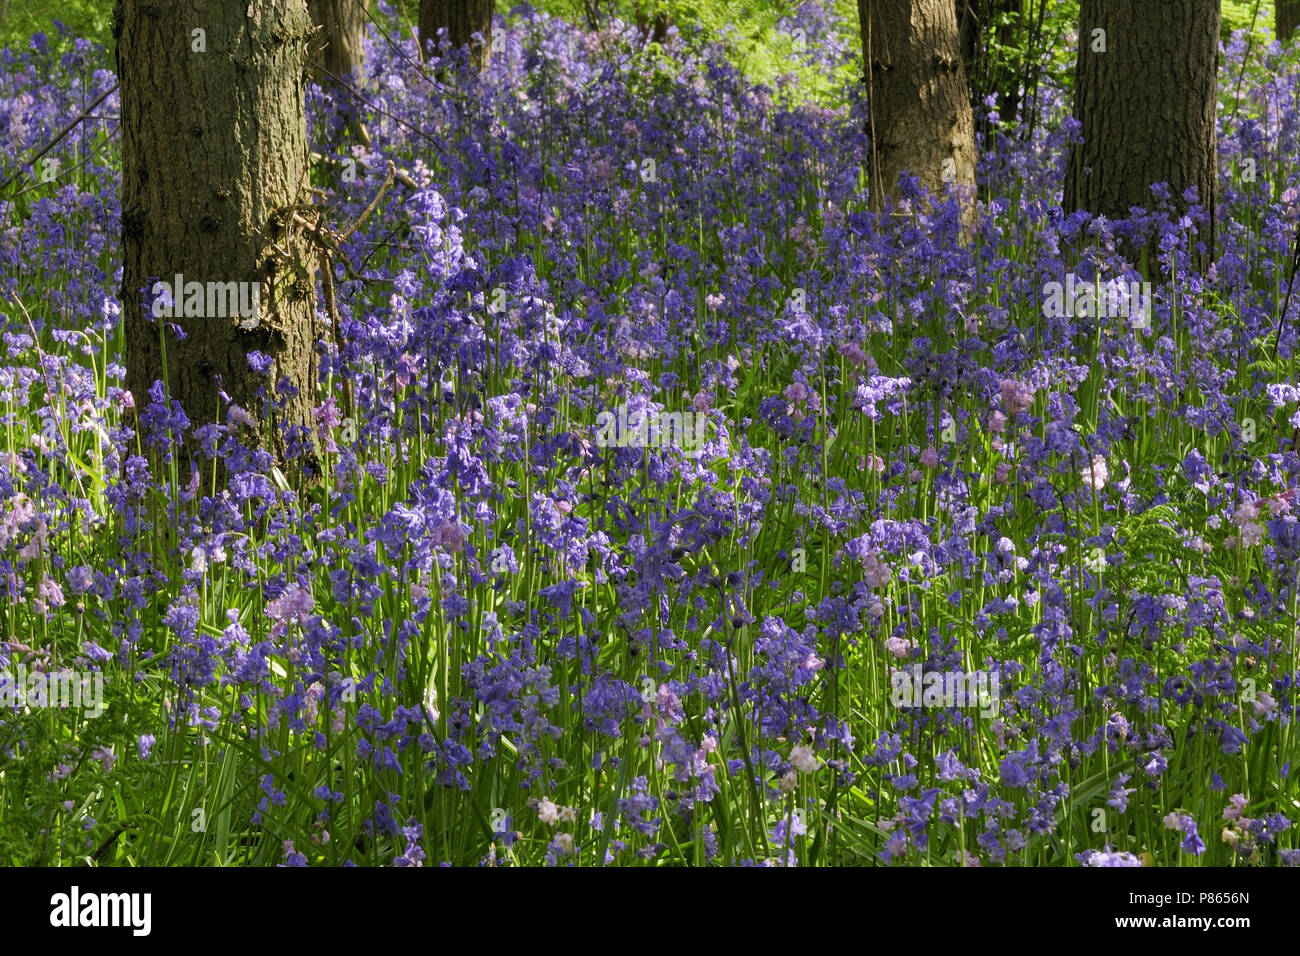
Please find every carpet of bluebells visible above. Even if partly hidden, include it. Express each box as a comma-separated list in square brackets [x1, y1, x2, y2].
[1, 3, 1299, 866]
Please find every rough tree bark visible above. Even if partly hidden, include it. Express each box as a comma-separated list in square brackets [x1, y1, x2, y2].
[308, 0, 369, 82]
[418, 0, 494, 71]
[1063, 0, 1219, 266]
[858, 0, 977, 216]
[1280, 1, 1300, 42]
[116, 0, 321, 469]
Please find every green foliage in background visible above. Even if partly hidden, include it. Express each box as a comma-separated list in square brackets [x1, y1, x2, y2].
[0, 0, 1289, 110]
[1, 0, 110, 52]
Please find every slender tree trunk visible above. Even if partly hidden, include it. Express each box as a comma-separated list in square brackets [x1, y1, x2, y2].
[1063, 0, 1219, 266]
[859, 0, 977, 217]
[651, 14, 669, 45]
[309, 0, 372, 148]
[308, 0, 369, 82]
[635, 3, 670, 46]
[957, 0, 1022, 129]
[957, 0, 980, 92]
[116, 0, 321, 470]
[1280, 0, 1300, 42]
[418, 0, 494, 71]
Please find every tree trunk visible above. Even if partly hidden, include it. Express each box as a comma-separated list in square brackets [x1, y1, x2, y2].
[308, 0, 369, 82]
[309, 0, 372, 148]
[418, 0, 494, 71]
[1063, 0, 1219, 267]
[859, 0, 977, 216]
[956, 0, 980, 93]
[956, 0, 1022, 129]
[651, 14, 669, 45]
[635, 5, 670, 46]
[116, 0, 321, 471]
[1280, 0, 1300, 42]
